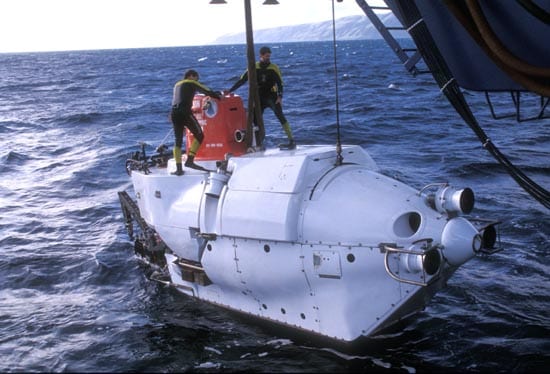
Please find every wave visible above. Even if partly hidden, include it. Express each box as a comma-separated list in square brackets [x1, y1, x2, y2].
[0, 150, 31, 168]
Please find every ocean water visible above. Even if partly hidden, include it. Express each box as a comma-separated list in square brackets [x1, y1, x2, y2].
[0, 40, 548, 373]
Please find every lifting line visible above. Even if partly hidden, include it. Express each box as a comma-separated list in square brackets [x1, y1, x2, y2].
[332, 0, 344, 166]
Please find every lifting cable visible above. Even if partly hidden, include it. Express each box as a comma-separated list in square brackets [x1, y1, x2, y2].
[332, 0, 344, 166]
[392, 0, 550, 209]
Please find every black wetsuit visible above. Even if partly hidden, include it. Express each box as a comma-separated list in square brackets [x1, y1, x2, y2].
[171, 79, 219, 151]
[229, 61, 288, 126]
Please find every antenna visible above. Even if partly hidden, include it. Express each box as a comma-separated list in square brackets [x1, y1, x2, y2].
[332, 0, 343, 166]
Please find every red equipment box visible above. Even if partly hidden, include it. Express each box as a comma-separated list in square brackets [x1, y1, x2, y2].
[186, 93, 248, 161]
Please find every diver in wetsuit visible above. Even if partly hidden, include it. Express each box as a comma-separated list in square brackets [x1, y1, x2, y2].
[228, 46, 295, 150]
[170, 69, 220, 175]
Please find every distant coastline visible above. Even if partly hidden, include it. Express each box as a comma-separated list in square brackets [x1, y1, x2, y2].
[212, 14, 409, 44]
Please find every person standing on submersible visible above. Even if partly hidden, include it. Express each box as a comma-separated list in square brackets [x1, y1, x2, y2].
[227, 46, 295, 150]
[170, 69, 220, 175]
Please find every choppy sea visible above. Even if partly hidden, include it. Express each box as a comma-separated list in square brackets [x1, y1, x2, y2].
[0, 40, 548, 373]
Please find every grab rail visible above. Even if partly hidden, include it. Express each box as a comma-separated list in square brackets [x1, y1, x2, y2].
[381, 239, 442, 287]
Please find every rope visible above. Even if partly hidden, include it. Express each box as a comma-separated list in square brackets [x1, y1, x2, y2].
[160, 128, 173, 146]
[406, 17, 424, 32]
[332, 0, 343, 166]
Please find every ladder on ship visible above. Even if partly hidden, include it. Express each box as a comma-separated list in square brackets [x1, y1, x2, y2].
[355, 0, 429, 76]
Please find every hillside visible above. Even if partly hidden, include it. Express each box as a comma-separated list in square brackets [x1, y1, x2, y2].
[213, 14, 409, 44]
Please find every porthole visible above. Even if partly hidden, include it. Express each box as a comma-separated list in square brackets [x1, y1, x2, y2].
[393, 212, 422, 238]
[204, 99, 218, 118]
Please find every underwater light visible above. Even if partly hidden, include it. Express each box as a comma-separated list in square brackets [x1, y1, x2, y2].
[442, 217, 481, 266]
[402, 248, 441, 275]
[427, 185, 475, 215]
[480, 223, 498, 250]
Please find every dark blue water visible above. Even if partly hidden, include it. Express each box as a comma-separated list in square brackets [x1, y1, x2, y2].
[1, 40, 548, 373]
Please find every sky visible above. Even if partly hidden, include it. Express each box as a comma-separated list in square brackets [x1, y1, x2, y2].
[0, 0, 372, 53]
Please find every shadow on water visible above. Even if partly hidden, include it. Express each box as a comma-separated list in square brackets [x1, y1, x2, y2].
[128, 270, 447, 373]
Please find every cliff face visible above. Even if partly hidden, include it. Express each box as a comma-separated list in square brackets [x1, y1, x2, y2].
[213, 14, 409, 44]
